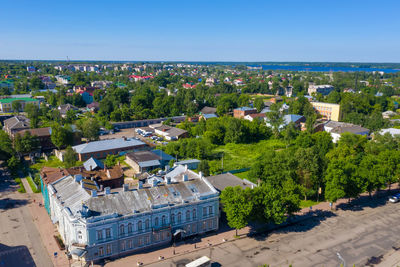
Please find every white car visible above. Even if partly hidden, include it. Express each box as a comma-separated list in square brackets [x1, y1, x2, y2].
[389, 193, 400, 203]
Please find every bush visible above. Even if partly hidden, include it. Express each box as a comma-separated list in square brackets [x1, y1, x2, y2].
[54, 235, 65, 250]
[26, 175, 40, 193]
[15, 178, 26, 193]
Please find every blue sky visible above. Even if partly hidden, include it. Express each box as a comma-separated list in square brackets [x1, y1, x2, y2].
[0, 0, 399, 62]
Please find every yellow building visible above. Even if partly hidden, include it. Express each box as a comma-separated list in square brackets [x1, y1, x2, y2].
[311, 102, 341, 121]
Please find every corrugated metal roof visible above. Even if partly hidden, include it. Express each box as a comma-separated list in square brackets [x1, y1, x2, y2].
[73, 138, 145, 154]
[138, 160, 161, 168]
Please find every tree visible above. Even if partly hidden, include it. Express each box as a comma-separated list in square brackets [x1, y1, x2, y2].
[51, 123, 70, 149]
[254, 98, 265, 113]
[198, 160, 210, 176]
[12, 100, 22, 114]
[7, 155, 20, 175]
[220, 186, 253, 236]
[14, 131, 39, 154]
[266, 103, 284, 137]
[0, 130, 14, 161]
[25, 103, 39, 128]
[81, 118, 100, 141]
[64, 146, 77, 168]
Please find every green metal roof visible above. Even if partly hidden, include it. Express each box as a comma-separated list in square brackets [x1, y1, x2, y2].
[0, 98, 38, 103]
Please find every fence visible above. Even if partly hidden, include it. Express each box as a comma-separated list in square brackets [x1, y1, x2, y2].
[222, 168, 250, 174]
[27, 172, 39, 192]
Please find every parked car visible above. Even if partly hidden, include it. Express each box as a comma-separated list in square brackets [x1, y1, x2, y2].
[114, 127, 120, 132]
[389, 193, 400, 203]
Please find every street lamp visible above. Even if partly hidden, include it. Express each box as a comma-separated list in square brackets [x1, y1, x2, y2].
[336, 252, 346, 267]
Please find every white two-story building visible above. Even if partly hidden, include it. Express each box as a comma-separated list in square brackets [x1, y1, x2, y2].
[48, 165, 220, 263]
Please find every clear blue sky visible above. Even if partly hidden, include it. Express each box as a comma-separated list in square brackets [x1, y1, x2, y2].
[1, 0, 399, 62]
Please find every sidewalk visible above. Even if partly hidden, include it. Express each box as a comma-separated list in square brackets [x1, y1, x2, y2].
[28, 193, 71, 267]
[20, 177, 33, 193]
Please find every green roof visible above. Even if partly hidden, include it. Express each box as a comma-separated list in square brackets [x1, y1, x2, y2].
[0, 98, 38, 103]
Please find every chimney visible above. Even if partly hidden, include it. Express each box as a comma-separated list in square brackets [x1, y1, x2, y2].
[90, 176, 94, 181]
[138, 180, 143, 189]
[107, 169, 111, 179]
[105, 187, 111, 195]
[100, 184, 103, 191]
[199, 171, 203, 178]
[185, 165, 188, 171]
[152, 179, 158, 187]
[91, 190, 97, 197]
[123, 184, 129, 192]
[183, 174, 188, 182]
[90, 165, 92, 171]
[166, 177, 171, 184]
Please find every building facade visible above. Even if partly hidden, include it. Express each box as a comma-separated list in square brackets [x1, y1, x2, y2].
[308, 85, 334, 96]
[0, 97, 39, 113]
[47, 165, 219, 263]
[233, 107, 257, 119]
[311, 102, 341, 122]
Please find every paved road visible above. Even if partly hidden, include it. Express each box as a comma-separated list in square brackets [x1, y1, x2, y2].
[0, 174, 53, 267]
[146, 197, 400, 267]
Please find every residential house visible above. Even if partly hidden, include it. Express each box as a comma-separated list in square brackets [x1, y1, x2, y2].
[244, 113, 266, 122]
[40, 167, 71, 214]
[200, 106, 217, 115]
[67, 164, 124, 189]
[377, 128, 400, 138]
[3, 115, 30, 136]
[17, 127, 54, 150]
[72, 138, 147, 161]
[233, 107, 257, 119]
[47, 165, 219, 263]
[55, 75, 71, 85]
[58, 104, 79, 118]
[125, 150, 174, 174]
[205, 173, 256, 192]
[324, 121, 369, 143]
[150, 124, 188, 141]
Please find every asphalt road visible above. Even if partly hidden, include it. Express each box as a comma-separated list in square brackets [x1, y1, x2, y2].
[147, 196, 400, 267]
[0, 173, 53, 267]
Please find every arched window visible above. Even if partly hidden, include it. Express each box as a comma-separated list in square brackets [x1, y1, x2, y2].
[171, 213, 175, 224]
[145, 219, 150, 229]
[162, 215, 166, 226]
[186, 210, 190, 221]
[120, 224, 125, 235]
[193, 209, 196, 220]
[128, 223, 133, 233]
[177, 212, 182, 223]
[138, 221, 142, 231]
[154, 217, 159, 227]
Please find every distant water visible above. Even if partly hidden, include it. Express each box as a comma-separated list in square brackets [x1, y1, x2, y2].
[256, 65, 400, 73]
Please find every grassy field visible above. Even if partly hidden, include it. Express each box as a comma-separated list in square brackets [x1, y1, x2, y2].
[209, 139, 286, 181]
[30, 156, 83, 171]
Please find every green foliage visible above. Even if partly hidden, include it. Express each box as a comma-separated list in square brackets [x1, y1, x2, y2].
[0, 130, 14, 161]
[254, 98, 265, 113]
[51, 123, 73, 149]
[198, 160, 210, 176]
[64, 146, 77, 168]
[14, 131, 40, 154]
[78, 118, 100, 141]
[26, 175, 40, 193]
[105, 154, 119, 167]
[15, 178, 26, 193]
[266, 103, 284, 137]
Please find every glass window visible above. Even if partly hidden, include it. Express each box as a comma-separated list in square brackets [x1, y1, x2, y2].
[97, 230, 103, 240]
[138, 237, 143, 246]
[203, 207, 207, 217]
[128, 223, 133, 233]
[98, 247, 104, 256]
[186, 210, 190, 221]
[138, 221, 142, 231]
[171, 213, 175, 224]
[105, 228, 111, 239]
[154, 217, 159, 227]
[177, 212, 182, 223]
[145, 219, 150, 230]
[128, 240, 133, 249]
[121, 241, 126, 251]
[193, 209, 196, 220]
[106, 244, 111, 255]
[162, 215, 166, 226]
[120, 224, 125, 235]
[209, 206, 213, 215]
[208, 220, 213, 229]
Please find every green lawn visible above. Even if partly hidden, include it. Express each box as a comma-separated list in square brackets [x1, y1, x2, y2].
[234, 170, 250, 180]
[300, 199, 320, 208]
[30, 156, 82, 171]
[208, 139, 286, 181]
